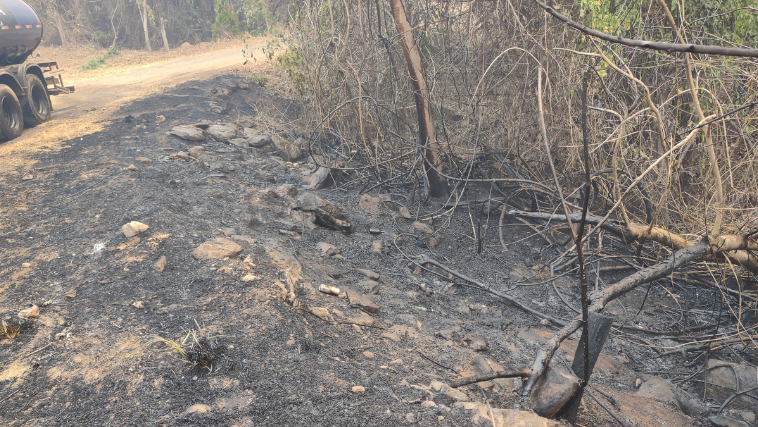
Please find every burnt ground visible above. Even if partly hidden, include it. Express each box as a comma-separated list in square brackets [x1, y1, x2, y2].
[0, 72, 755, 426]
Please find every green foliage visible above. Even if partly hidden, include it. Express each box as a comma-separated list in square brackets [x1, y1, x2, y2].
[676, 0, 758, 46]
[275, 48, 306, 94]
[213, 0, 242, 37]
[80, 47, 122, 71]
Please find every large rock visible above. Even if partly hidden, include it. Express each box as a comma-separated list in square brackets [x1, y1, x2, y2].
[529, 365, 581, 418]
[206, 124, 237, 142]
[170, 125, 206, 142]
[193, 238, 244, 260]
[272, 136, 302, 162]
[637, 374, 709, 416]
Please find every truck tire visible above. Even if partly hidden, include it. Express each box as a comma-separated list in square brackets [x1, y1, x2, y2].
[0, 84, 23, 140]
[21, 74, 51, 127]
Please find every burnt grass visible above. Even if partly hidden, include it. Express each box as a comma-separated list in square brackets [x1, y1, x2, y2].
[0, 72, 746, 426]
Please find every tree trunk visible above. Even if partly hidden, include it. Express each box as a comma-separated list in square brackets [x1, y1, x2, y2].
[54, 13, 68, 49]
[140, 0, 152, 51]
[389, 0, 446, 197]
[160, 18, 170, 53]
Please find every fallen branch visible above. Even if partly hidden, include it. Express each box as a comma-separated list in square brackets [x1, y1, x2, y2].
[449, 369, 530, 388]
[509, 210, 758, 273]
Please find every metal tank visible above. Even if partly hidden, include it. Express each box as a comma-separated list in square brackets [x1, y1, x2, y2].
[0, 0, 43, 65]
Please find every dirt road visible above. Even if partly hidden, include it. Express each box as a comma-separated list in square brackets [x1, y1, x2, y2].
[0, 39, 265, 174]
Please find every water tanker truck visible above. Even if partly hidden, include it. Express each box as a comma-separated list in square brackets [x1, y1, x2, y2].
[0, 0, 73, 140]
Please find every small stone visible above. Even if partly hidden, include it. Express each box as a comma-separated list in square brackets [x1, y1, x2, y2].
[22, 174, 34, 181]
[363, 351, 374, 359]
[358, 280, 381, 295]
[135, 157, 152, 164]
[242, 274, 258, 282]
[399, 206, 413, 219]
[122, 221, 149, 237]
[351, 386, 366, 394]
[64, 290, 76, 298]
[132, 301, 144, 309]
[21, 262, 31, 268]
[310, 307, 332, 320]
[127, 164, 138, 171]
[193, 238, 244, 260]
[18, 305, 40, 318]
[153, 256, 167, 272]
[356, 269, 380, 281]
[412, 221, 433, 235]
[539, 318, 550, 325]
[421, 400, 436, 408]
[317, 242, 341, 257]
[272, 136, 302, 162]
[464, 334, 488, 351]
[186, 404, 212, 414]
[188, 146, 207, 159]
[228, 138, 249, 147]
[306, 166, 332, 190]
[347, 290, 381, 313]
[371, 240, 387, 255]
[389, 358, 403, 365]
[358, 195, 382, 213]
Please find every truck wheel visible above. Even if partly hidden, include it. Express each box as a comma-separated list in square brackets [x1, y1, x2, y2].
[0, 84, 23, 140]
[21, 74, 51, 127]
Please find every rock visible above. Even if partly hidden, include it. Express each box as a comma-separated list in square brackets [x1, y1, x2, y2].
[132, 301, 144, 309]
[709, 415, 750, 427]
[186, 404, 212, 414]
[305, 166, 332, 190]
[421, 400, 436, 408]
[310, 307, 332, 320]
[18, 305, 39, 318]
[363, 351, 374, 359]
[122, 221, 149, 237]
[636, 375, 678, 407]
[412, 221, 433, 235]
[247, 133, 273, 147]
[358, 280, 380, 295]
[135, 157, 152, 164]
[188, 146, 207, 159]
[207, 124, 237, 142]
[242, 274, 258, 282]
[706, 359, 758, 404]
[193, 238, 244, 260]
[530, 365, 581, 418]
[296, 193, 329, 211]
[21, 262, 31, 268]
[317, 242, 341, 257]
[735, 411, 755, 423]
[371, 240, 387, 255]
[272, 136, 302, 162]
[351, 385, 366, 394]
[357, 269, 380, 281]
[153, 256, 167, 272]
[430, 380, 469, 401]
[347, 291, 380, 313]
[389, 358, 403, 365]
[228, 138, 249, 147]
[464, 334, 489, 352]
[127, 164, 138, 171]
[359, 194, 382, 213]
[454, 402, 561, 426]
[174, 151, 191, 161]
[274, 184, 298, 198]
[399, 206, 413, 219]
[170, 125, 206, 142]
[22, 174, 33, 181]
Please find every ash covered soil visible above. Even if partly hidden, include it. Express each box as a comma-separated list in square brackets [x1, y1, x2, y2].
[0, 73, 752, 426]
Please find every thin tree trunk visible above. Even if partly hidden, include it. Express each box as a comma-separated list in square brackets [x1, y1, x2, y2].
[160, 18, 170, 52]
[389, 0, 446, 197]
[54, 13, 68, 49]
[140, 0, 152, 51]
